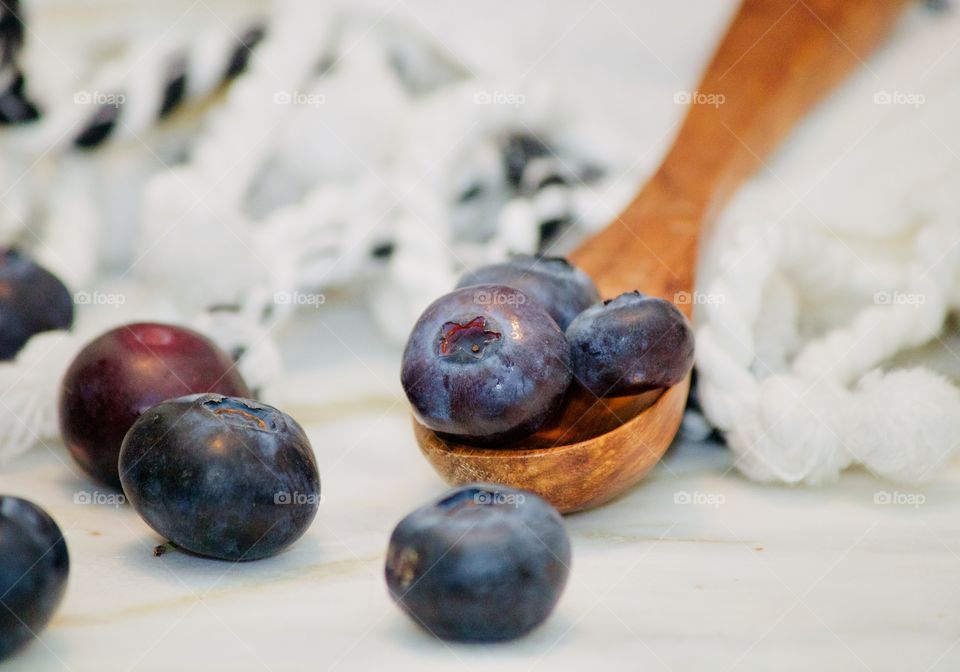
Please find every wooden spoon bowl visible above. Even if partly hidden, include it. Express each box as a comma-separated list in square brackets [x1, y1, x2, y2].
[416, 0, 909, 513]
[417, 384, 685, 513]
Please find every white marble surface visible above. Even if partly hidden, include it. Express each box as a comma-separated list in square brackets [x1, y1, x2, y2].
[2, 305, 959, 672]
[4, 1, 960, 670]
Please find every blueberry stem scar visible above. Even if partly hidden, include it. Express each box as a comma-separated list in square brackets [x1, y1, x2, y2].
[213, 407, 268, 429]
[438, 316, 501, 357]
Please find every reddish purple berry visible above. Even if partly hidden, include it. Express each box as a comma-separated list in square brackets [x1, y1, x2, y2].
[59, 322, 250, 488]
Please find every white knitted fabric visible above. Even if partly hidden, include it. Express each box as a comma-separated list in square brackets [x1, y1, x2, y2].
[695, 8, 960, 483]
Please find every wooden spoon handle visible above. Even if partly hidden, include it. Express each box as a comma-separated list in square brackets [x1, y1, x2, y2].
[572, 0, 910, 311]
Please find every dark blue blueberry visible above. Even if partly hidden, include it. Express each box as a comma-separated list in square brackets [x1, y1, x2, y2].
[0, 248, 73, 360]
[385, 483, 570, 642]
[0, 497, 69, 661]
[566, 291, 694, 397]
[401, 285, 571, 444]
[119, 394, 320, 561]
[456, 255, 599, 330]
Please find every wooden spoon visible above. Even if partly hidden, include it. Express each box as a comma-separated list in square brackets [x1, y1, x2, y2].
[416, 0, 910, 513]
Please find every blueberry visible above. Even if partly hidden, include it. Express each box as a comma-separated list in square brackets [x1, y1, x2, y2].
[0, 497, 69, 661]
[59, 322, 251, 489]
[566, 291, 694, 397]
[456, 255, 599, 330]
[401, 285, 571, 444]
[0, 248, 73, 360]
[385, 483, 570, 642]
[119, 394, 319, 561]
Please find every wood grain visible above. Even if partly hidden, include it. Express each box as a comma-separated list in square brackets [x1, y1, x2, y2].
[417, 0, 910, 513]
